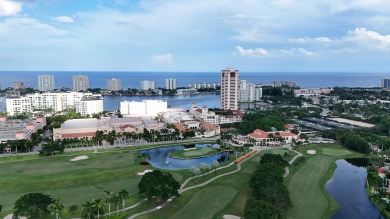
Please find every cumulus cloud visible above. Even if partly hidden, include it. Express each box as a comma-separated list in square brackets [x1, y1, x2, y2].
[54, 16, 74, 23]
[235, 46, 314, 57]
[344, 27, 390, 50]
[0, 0, 22, 16]
[152, 53, 173, 64]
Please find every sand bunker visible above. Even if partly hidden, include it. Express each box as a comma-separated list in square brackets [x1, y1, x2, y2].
[223, 215, 241, 219]
[307, 150, 316, 155]
[5, 214, 26, 219]
[70, 155, 89, 161]
[183, 148, 197, 151]
[137, 169, 154, 176]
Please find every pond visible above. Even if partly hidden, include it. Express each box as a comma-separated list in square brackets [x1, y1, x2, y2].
[325, 159, 384, 219]
[139, 144, 230, 170]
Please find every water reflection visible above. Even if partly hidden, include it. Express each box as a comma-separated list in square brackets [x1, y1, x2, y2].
[139, 144, 230, 170]
[325, 159, 384, 219]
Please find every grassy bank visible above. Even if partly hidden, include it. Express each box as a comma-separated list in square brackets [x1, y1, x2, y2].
[287, 143, 363, 219]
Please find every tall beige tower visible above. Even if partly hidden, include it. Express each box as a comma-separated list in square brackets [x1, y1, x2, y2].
[220, 68, 239, 110]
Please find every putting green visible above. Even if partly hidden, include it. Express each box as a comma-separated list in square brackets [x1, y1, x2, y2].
[322, 148, 353, 156]
[170, 186, 237, 219]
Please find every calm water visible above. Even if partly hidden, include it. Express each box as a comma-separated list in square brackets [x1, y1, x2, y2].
[0, 71, 388, 89]
[325, 159, 384, 219]
[139, 144, 230, 170]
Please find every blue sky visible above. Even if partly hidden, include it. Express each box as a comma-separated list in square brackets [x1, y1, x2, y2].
[1, 0, 390, 72]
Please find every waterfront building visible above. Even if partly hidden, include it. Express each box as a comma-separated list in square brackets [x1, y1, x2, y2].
[188, 82, 219, 89]
[120, 100, 167, 116]
[6, 92, 103, 116]
[107, 78, 121, 91]
[140, 80, 156, 90]
[176, 88, 197, 95]
[12, 82, 25, 90]
[75, 95, 103, 116]
[0, 116, 46, 144]
[238, 80, 262, 102]
[273, 81, 297, 88]
[381, 78, 390, 89]
[221, 68, 239, 110]
[165, 78, 177, 90]
[72, 75, 89, 91]
[294, 88, 334, 96]
[38, 75, 55, 91]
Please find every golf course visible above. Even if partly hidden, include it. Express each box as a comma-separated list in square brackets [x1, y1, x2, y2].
[0, 143, 364, 219]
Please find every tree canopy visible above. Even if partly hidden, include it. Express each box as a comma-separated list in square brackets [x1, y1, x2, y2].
[260, 154, 290, 167]
[13, 193, 54, 218]
[244, 198, 282, 219]
[138, 170, 180, 203]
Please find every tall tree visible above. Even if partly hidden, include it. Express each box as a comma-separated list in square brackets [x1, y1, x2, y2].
[13, 193, 54, 218]
[104, 190, 113, 217]
[81, 201, 93, 219]
[49, 199, 65, 219]
[118, 189, 129, 213]
[91, 199, 105, 219]
[211, 160, 220, 175]
[138, 170, 180, 203]
[244, 198, 281, 219]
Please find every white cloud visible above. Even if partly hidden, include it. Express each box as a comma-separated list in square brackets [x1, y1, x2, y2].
[290, 37, 332, 43]
[54, 16, 74, 23]
[152, 53, 173, 64]
[344, 27, 390, 50]
[0, 0, 22, 16]
[235, 46, 314, 57]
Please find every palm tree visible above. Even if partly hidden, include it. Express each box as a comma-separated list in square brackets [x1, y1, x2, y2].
[113, 194, 121, 217]
[91, 198, 105, 219]
[81, 201, 93, 219]
[49, 199, 65, 219]
[118, 189, 129, 213]
[104, 190, 114, 217]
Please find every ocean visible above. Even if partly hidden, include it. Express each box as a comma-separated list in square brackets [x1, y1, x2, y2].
[0, 71, 388, 111]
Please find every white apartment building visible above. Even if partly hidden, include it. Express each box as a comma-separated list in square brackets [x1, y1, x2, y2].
[140, 80, 156, 90]
[38, 75, 55, 91]
[120, 100, 167, 117]
[75, 95, 103, 116]
[107, 78, 121, 91]
[188, 82, 219, 89]
[73, 75, 89, 91]
[165, 78, 177, 90]
[6, 92, 103, 116]
[238, 80, 262, 102]
[221, 68, 239, 110]
[189, 105, 243, 125]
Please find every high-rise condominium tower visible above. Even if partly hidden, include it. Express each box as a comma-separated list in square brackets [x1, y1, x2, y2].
[107, 78, 121, 91]
[73, 75, 89, 91]
[381, 78, 390, 89]
[38, 75, 55, 91]
[165, 78, 177, 90]
[220, 68, 239, 110]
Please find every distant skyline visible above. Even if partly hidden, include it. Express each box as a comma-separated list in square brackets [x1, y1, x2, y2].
[1, 0, 390, 72]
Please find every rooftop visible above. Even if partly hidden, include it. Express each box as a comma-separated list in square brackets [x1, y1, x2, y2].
[62, 118, 100, 129]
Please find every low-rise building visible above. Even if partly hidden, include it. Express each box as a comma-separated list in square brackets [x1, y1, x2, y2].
[0, 116, 46, 143]
[247, 129, 298, 146]
[189, 104, 243, 125]
[120, 100, 167, 117]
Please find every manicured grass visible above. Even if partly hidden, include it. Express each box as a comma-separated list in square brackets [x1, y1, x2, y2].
[170, 148, 220, 158]
[170, 186, 237, 219]
[287, 143, 363, 219]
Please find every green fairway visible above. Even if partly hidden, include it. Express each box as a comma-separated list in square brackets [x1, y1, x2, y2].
[170, 148, 219, 158]
[0, 149, 188, 218]
[170, 186, 237, 219]
[287, 144, 363, 219]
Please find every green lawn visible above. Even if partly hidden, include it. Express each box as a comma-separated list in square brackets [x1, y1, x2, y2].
[287, 144, 363, 219]
[170, 148, 220, 158]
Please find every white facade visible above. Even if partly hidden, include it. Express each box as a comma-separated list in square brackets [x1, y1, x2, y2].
[73, 75, 89, 91]
[13, 82, 25, 90]
[188, 82, 219, 89]
[238, 80, 262, 102]
[6, 92, 102, 116]
[221, 68, 239, 110]
[38, 75, 55, 91]
[75, 95, 103, 116]
[165, 78, 177, 90]
[140, 80, 156, 90]
[107, 78, 121, 91]
[120, 100, 167, 116]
